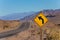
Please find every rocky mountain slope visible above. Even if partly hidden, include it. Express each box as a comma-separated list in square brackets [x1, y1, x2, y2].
[0, 9, 60, 40]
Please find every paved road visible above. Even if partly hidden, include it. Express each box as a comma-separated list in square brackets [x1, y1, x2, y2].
[0, 22, 30, 38]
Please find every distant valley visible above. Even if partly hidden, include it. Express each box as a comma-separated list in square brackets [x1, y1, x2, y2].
[0, 9, 60, 40]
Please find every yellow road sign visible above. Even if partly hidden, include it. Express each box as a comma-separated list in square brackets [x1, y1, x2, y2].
[34, 12, 48, 27]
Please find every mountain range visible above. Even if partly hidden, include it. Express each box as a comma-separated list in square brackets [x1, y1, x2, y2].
[0, 9, 60, 20]
[0, 9, 60, 40]
[0, 12, 36, 20]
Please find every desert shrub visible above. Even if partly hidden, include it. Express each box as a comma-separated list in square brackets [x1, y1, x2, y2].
[3, 25, 9, 29]
[47, 28, 60, 40]
[57, 24, 60, 26]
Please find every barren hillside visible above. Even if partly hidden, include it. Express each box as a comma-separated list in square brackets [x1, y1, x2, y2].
[0, 20, 20, 33]
[0, 9, 60, 40]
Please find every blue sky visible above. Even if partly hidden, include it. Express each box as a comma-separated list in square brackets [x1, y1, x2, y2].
[0, 0, 60, 16]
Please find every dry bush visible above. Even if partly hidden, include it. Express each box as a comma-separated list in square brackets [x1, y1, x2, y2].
[0, 20, 20, 33]
[45, 27, 60, 40]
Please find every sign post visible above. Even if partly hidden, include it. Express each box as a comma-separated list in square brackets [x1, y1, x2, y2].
[34, 12, 48, 40]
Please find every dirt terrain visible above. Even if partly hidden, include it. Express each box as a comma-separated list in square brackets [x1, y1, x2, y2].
[0, 19, 60, 40]
[0, 20, 20, 33]
[0, 11, 60, 40]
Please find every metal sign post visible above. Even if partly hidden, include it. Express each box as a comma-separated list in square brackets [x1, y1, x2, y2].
[34, 12, 48, 40]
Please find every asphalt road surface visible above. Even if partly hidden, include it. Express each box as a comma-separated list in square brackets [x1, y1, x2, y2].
[0, 22, 30, 38]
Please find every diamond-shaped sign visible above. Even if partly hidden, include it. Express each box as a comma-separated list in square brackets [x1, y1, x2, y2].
[34, 12, 48, 27]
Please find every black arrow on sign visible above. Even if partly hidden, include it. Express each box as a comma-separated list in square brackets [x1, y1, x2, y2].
[38, 16, 44, 24]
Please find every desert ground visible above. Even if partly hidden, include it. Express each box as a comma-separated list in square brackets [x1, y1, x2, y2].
[0, 11, 60, 40]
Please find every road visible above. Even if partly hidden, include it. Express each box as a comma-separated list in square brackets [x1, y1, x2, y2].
[0, 22, 30, 38]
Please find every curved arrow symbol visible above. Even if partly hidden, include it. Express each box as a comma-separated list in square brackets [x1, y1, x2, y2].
[38, 16, 44, 24]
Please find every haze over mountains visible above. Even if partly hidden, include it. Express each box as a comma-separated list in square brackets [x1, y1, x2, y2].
[21, 9, 60, 21]
[0, 9, 60, 40]
[0, 9, 60, 20]
[0, 12, 36, 20]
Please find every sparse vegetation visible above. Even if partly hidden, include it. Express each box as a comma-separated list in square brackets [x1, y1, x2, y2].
[44, 27, 60, 40]
[3, 25, 9, 29]
[0, 20, 20, 33]
[55, 24, 60, 27]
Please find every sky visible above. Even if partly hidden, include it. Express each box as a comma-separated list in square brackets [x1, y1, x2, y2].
[0, 0, 60, 16]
